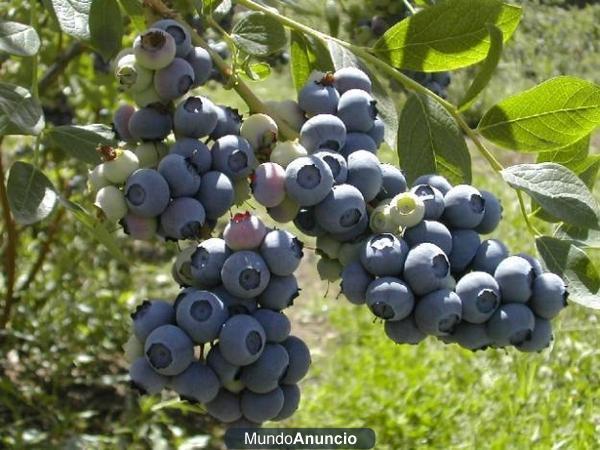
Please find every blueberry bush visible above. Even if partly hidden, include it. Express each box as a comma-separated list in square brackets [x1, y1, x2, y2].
[1, 0, 599, 447]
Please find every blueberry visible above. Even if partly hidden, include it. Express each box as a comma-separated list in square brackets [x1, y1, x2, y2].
[160, 197, 206, 240]
[455, 271, 501, 323]
[389, 192, 425, 229]
[210, 105, 243, 140]
[267, 196, 301, 223]
[333, 67, 372, 93]
[366, 277, 414, 321]
[471, 239, 509, 274]
[154, 58, 195, 101]
[367, 117, 385, 147]
[448, 229, 481, 274]
[186, 46, 213, 87]
[273, 384, 301, 421]
[219, 314, 266, 366]
[298, 73, 339, 115]
[340, 132, 377, 157]
[241, 388, 285, 423]
[221, 251, 271, 299]
[131, 299, 175, 342]
[113, 104, 136, 142]
[88, 164, 109, 192]
[171, 245, 197, 287]
[133, 28, 176, 70]
[377, 164, 407, 200]
[299, 114, 347, 153]
[224, 212, 267, 251]
[102, 149, 140, 184]
[530, 273, 568, 319]
[252, 162, 286, 208]
[486, 303, 535, 347]
[258, 275, 299, 311]
[442, 185, 486, 229]
[131, 86, 165, 108]
[227, 418, 262, 429]
[414, 289, 462, 336]
[270, 141, 309, 168]
[95, 186, 128, 222]
[280, 336, 311, 384]
[294, 207, 326, 237]
[174, 96, 218, 138]
[241, 343, 289, 393]
[314, 184, 367, 234]
[449, 322, 492, 351]
[346, 150, 383, 202]
[369, 203, 395, 234]
[176, 289, 228, 343]
[317, 257, 343, 281]
[206, 389, 242, 423]
[121, 213, 158, 240]
[157, 154, 201, 198]
[170, 138, 212, 174]
[171, 362, 220, 404]
[329, 213, 369, 243]
[125, 169, 170, 218]
[413, 174, 452, 195]
[284, 155, 334, 206]
[134, 141, 168, 168]
[211, 135, 258, 180]
[240, 113, 278, 151]
[144, 324, 194, 376]
[410, 184, 445, 220]
[128, 105, 172, 141]
[516, 253, 544, 277]
[253, 309, 291, 343]
[196, 171, 235, 220]
[337, 89, 377, 132]
[403, 220, 452, 255]
[129, 356, 169, 395]
[265, 99, 306, 133]
[260, 230, 303, 276]
[495, 256, 535, 303]
[190, 238, 231, 288]
[114, 53, 153, 93]
[403, 243, 450, 296]
[213, 285, 258, 316]
[384, 315, 426, 345]
[313, 151, 348, 184]
[516, 317, 553, 352]
[151, 19, 192, 57]
[474, 190, 502, 234]
[360, 233, 408, 276]
[206, 344, 241, 385]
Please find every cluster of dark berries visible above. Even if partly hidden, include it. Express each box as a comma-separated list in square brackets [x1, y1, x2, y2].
[126, 213, 310, 427]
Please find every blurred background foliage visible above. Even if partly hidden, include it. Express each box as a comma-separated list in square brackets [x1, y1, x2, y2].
[0, 0, 599, 448]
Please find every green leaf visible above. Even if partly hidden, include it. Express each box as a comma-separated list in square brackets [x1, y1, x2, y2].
[290, 31, 312, 93]
[89, 0, 123, 60]
[458, 24, 503, 111]
[478, 76, 600, 152]
[51, 0, 91, 40]
[0, 82, 45, 136]
[502, 163, 600, 230]
[60, 198, 128, 264]
[536, 236, 600, 309]
[556, 224, 600, 250]
[0, 21, 41, 56]
[47, 124, 115, 165]
[242, 61, 271, 81]
[327, 40, 398, 150]
[398, 92, 471, 185]
[231, 12, 286, 57]
[118, 0, 145, 32]
[565, 155, 600, 189]
[7, 162, 57, 225]
[373, 0, 522, 71]
[537, 135, 590, 166]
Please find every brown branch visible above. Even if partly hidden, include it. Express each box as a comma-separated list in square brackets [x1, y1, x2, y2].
[38, 42, 86, 95]
[0, 142, 19, 330]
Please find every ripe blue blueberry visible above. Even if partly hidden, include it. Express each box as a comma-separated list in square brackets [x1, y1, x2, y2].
[414, 289, 462, 336]
[190, 238, 231, 288]
[298, 73, 339, 115]
[206, 389, 242, 423]
[174, 96, 218, 138]
[455, 271, 501, 323]
[337, 89, 377, 132]
[340, 261, 373, 305]
[144, 324, 194, 376]
[516, 317, 553, 352]
[175, 289, 228, 343]
[160, 197, 206, 240]
[471, 239, 509, 274]
[241, 387, 285, 423]
[494, 256, 535, 303]
[280, 336, 311, 384]
[157, 154, 201, 198]
[121, 213, 158, 241]
[530, 273, 568, 319]
[403, 243, 451, 296]
[366, 277, 414, 321]
[333, 67, 372, 93]
[151, 19, 192, 58]
[125, 169, 170, 218]
[273, 384, 301, 421]
[154, 58, 195, 101]
[360, 233, 409, 276]
[346, 150, 383, 202]
[241, 343, 290, 393]
[314, 184, 367, 234]
[403, 220, 452, 256]
[474, 190, 502, 234]
[113, 104, 136, 142]
[299, 114, 347, 153]
[196, 171, 235, 220]
[206, 344, 241, 385]
[227, 418, 262, 429]
[313, 151, 348, 184]
[171, 362, 220, 404]
[486, 303, 535, 347]
[449, 322, 492, 351]
[252, 309, 291, 343]
[448, 229, 481, 274]
[211, 135, 258, 180]
[413, 174, 452, 195]
[170, 138, 212, 174]
[410, 184, 445, 220]
[213, 285, 258, 316]
[284, 155, 334, 206]
[129, 356, 169, 395]
[329, 212, 369, 243]
[377, 164, 407, 200]
[133, 28, 176, 70]
[131, 299, 175, 341]
[258, 275, 299, 311]
[210, 105, 243, 140]
[294, 208, 326, 237]
[384, 315, 426, 345]
[516, 253, 544, 277]
[340, 132, 377, 157]
[221, 251, 271, 299]
[367, 117, 385, 147]
[259, 230, 304, 276]
[128, 104, 173, 141]
[219, 314, 266, 366]
[442, 185, 486, 229]
[186, 46, 213, 87]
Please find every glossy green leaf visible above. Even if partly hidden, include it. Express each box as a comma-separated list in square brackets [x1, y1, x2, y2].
[47, 124, 115, 165]
[373, 0, 521, 71]
[290, 31, 313, 93]
[0, 21, 41, 56]
[7, 162, 57, 225]
[51, 0, 91, 40]
[89, 0, 123, 60]
[479, 77, 600, 151]
[0, 82, 45, 136]
[242, 61, 271, 81]
[232, 12, 286, 57]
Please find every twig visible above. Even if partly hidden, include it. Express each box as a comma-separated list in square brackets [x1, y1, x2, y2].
[38, 42, 86, 95]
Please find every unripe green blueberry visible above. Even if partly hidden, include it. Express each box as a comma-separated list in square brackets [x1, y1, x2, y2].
[130, 86, 164, 108]
[114, 52, 153, 93]
[369, 204, 397, 234]
[267, 195, 300, 223]
[389, 192, 425, 228]
[270, 141, 308, 168]
[240, 113, 278, 150]
[172, 244, 199, 287]
[95, 186, 128, 221]
[88, 164, 110, 192]
[134, 142, 168, 168]
[102, 149, 140, 184]
[265, 99, 306, 132]
[123, 334, 144, 363]
[338, 238, 368, 266]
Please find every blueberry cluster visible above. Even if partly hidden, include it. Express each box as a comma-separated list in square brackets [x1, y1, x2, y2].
[88, 20, 255, 241]
[339, 174, 569, 352]
[126, 213, 311, 427]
